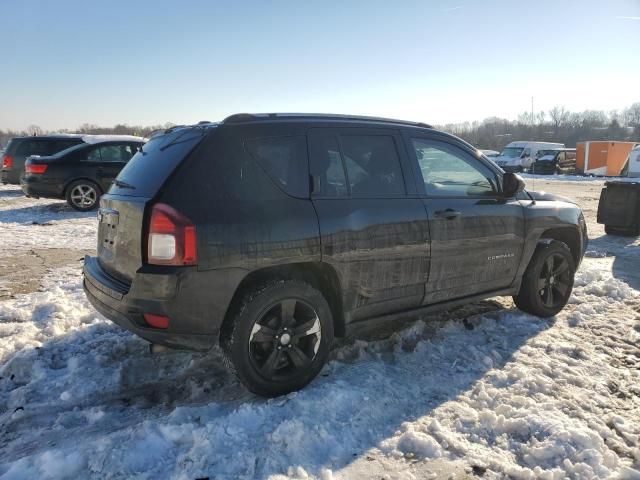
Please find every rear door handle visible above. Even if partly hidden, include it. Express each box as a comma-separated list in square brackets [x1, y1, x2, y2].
[434, 208, 461, 220]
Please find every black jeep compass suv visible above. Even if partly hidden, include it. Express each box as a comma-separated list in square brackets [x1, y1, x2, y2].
[83, 113, 588, 397]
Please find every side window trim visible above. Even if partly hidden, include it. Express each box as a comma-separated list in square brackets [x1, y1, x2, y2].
[408, 135, 503, 199]
[308, 132, 348, 199]
[334, 135, 352, 196]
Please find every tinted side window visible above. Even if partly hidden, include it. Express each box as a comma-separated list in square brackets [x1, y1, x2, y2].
[89, 144, 135, 163]
[309, 135, 348, 197]
[86, 147, 101, 162]
[16, 140, 49, 156]
[245, 135, 308, 198]
[412, 138, 498, 197]
[339, 135, 405, 197]
[129, 143, 143, 157]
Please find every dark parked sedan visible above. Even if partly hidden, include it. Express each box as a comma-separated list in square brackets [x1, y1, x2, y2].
[2, 135, 86, 184]
[21, 139, 145, 210]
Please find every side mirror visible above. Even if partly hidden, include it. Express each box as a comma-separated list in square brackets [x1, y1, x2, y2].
[503, 172, 525, 197]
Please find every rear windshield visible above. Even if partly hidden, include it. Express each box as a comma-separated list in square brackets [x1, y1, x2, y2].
[109, 126, 212, 197]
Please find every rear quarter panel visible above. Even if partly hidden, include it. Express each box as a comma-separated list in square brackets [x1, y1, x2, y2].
[158, 124, 322, 273]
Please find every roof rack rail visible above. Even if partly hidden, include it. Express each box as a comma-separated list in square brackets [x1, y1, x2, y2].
[222, 113, 432, 129]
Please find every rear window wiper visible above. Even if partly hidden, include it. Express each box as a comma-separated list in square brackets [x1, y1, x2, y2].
[113, 179, 136, 189]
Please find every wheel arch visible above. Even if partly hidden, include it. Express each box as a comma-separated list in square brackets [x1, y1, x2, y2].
[221, 262, 346, 338]
[538, 226, 582, 266]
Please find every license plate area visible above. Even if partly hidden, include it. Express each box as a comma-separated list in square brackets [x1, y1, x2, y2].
[99, 208, 119, 249]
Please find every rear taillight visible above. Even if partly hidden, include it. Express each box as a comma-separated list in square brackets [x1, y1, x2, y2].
[25, 164, 48, 174]
[143, 313, 169, 329]
[146, 203, 197, 266]
[2, 155, 13, 169]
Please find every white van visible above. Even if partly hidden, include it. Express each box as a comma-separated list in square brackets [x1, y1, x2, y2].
[494, 141, 565, 172]
[627, 145, 640, 178]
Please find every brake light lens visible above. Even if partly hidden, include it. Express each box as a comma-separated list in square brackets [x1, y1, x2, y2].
[143, 313, 170, 329]
[146, 203, 197, 265]
[25, 164, 48, 174]
[2, 155, 13, 169]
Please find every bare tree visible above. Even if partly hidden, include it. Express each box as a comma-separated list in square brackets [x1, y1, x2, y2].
[624, 102, 640, 127]
[26, 125, 43, 136]
[548, 106, 569, 132]
[580, 110, 608, 128]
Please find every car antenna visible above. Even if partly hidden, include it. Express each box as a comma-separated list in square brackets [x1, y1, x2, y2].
[527, 172, 536, 205]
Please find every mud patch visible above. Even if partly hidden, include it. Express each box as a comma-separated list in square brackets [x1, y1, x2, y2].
[0, 249, 92, 299]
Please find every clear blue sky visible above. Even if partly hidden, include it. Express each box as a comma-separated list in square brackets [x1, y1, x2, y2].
[1, 0, 639, 131]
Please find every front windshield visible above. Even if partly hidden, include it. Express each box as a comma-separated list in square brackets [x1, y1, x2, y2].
[536, 150, 558, 158]
[500, 147, 524, 158]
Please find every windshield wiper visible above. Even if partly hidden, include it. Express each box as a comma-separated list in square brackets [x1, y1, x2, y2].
[113, 179, 136, 189]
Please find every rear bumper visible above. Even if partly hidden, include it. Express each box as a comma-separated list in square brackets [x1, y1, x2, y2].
[83, 256, 246, 351]
[1, 169, 20, 185]
[20, 176, 65, 199]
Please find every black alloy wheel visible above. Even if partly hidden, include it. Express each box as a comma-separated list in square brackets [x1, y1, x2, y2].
[248, 298, 322, 381]
[513, 240, 576, 317]
[221, 280, 334, 397]
[537, 252, 571, 309]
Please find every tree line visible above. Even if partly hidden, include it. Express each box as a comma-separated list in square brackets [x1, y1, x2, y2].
[438, 102, 640, 151]
[1, 102, 639, 151]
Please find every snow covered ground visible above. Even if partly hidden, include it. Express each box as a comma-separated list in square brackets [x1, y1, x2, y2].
[521, 173, 639, 184]
[0, 181, 639, 479]
[0, 191, 96, 251]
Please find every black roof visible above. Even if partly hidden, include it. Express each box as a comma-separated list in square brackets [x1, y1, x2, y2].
[222, 113, 433, 129]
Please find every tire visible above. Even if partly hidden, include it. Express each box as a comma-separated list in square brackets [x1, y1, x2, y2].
[220, 280, 334, 397]
[66, 180, 102, 211]
[513, 240, 576, 318]
[605, 225, 640, 236]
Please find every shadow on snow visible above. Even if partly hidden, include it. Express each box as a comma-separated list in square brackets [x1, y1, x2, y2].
[0, 202, 95, 225]
[0, 296, 552, 478]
